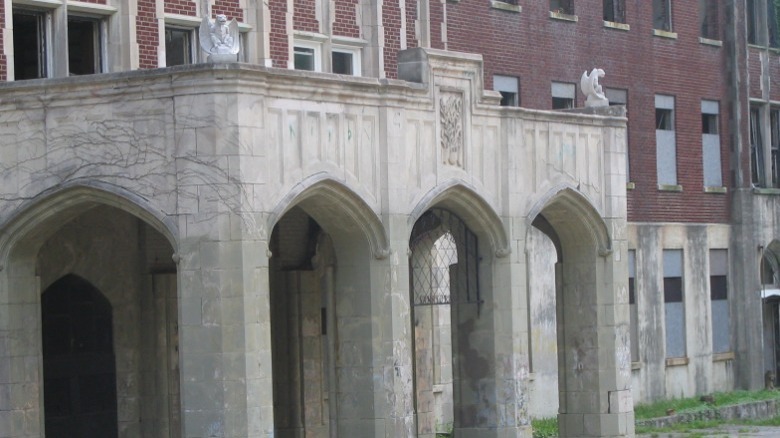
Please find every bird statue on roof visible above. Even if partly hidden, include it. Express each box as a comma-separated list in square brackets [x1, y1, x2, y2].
[200, 14, 240, 62]
[580, 68, 609, 108]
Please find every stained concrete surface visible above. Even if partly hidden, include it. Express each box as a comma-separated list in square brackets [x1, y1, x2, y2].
[638, 425, 780, 437]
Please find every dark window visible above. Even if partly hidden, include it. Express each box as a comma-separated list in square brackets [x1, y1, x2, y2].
[68, 16, 101, 75]
[165, 27, 192, 67]
[710, 275, 727, 300]
[13, 10, 46, 80]
[751, 106, 765, 186]
[656, 108, 674, 130]
[699, 0, 720, 40]
[748, 0, 759, 44]
[500, 91, 518, 107]
[702, 113, 718, 134]
[294, 46, 315, 71]
[664, 277, 683, 302]
[771, 108, 780, 187]
[769, 0, 780, 47]
[550, 0, 574, 15]
[653, 0, 672, 31]
[604, 0, 626, 23]
[332, 51, 353, 75]
[552, 97, 573, 109]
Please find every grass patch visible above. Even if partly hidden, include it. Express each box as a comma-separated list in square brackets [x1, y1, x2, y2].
[531, 417, 558, 438]
[634, 389, 780, 420]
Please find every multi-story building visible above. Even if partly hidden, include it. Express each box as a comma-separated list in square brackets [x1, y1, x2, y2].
[0, 0, 776, 437]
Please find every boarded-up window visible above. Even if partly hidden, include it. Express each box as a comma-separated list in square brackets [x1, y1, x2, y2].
[710, 249, 730, 354]
[664, 249, 686, 359]
[628, 250, 638, 361]
[702, 100, 722, 187]
[656, 95, 677, 186]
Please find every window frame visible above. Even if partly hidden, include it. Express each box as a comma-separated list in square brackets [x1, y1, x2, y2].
[656, 94, 678, 187]
[663, 249, 686, 360]
[494, 75, 520, 107]
[699, 0, 720, 41]
[12, 7, 52, 80]
[603, 0, 626, 24]
[653, 0, 673, 32]
[550, 0, 575, 15]
[293, 40, 322, 72]
[701, 100, 723, 188]
[67, 13, 105, 76]
[331, 45, 361, 76]
[551, 81, 575, 110]
[710, 249, 730, 354]
[164, 25, 197, 67]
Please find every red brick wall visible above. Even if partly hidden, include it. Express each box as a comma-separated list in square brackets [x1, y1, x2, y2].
[383, 0, 402, 78]
[0, 1, 5, 81]
[770, 53, 780, 102]
[213, 0, 244, 21]
[136, 0, 159, 69]
[333, 0, 360, 39]
[748, 47, 764, 99]
[164, 0, 196, 16]
[293, 0, 319, 33]
[430, 1, 444, 50]
[444, 0, 731, 224]
[270, 0, 289, 68]
[405, 0, 418, 49]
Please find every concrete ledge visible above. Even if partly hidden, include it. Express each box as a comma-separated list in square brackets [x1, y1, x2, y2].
[490, 1, 521, 12]
[636, 399, 780, 429]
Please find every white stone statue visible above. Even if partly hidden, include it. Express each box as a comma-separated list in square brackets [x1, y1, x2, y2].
[580, 68, 609, 107]
[199, 14, 240, 62]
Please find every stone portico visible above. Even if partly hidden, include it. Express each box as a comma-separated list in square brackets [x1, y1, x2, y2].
[0, 49, 633, 437]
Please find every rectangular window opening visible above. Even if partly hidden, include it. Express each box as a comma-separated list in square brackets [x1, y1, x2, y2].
[656, 108, 674, 130]
[664, 249, 686, 359]
[165, 27, 193, 67]
[699, 0, 720, 40]
[653, 0, 672, 31]
[751, 106, 766, 187]
[770, 0, 780, 47]
[294, 46, 317, 71]
[494, 75, 520, 107]
[332, 51, 353, 75]
[550, 0, 574, 15]
[13, 9, 47, 80]
[604, 0, 626, 23]
[628, 250, 638, 362]
[710, 249, 729, 354]
[68, 15, 102, 76]
[551, 82, 575, 110]
[702, 100, 722, 187]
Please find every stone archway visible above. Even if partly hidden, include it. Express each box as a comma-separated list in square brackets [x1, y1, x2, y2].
[0, 188, 180, 438]
[528, 187, 633, 438]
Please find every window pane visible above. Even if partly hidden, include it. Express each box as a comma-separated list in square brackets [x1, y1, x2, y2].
[294, 47, 315, 71]
[551, 0, 574, 14]
[68, 17, 100, 75]
[656, 108, 673, 130]
[751, 107, 765, 186]
[653, 0, 671, 31]
[699, 0, 719, 39]
[166, 28, 192, 67]
[769, 0, 780, 47]
[604, 0, 626, 23]
[771, 109, 780, 187]
[13, 11, 46, 80]
[494, 75, 519, 107]
[332, 51, 353, 75]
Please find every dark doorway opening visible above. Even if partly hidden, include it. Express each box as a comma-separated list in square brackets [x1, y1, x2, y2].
[42, 275, 118, 438]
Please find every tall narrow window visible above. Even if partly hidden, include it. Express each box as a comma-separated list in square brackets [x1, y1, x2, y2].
[748, 0, 759, 44]
[606, 88, 629, 179]
[710, 249, 730, 354]
[604, 0, 626, 23]
[68, 16, 102, 75]
[702, 100, 723, 187]
[664, 249, 686, 359]
[628, 250, 638, 362]
[165, 27, 193, 67]
[551, 82, 575, 109]
[751, 106, 765, 187]
[769, 0, 780, 47]
[293, 43, 320, 72]
[771, 108, 780, 187]
[699, 0, 720, 40]
[653, 0, 672, 31]
[494, 75, 519, 107]
[550, 0, 574, 15]
[656, 95, 677, 186]
[13, 9, 47, 80]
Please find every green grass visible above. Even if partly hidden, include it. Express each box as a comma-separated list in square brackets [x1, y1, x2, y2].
[634, 389, 780, 420]
[531, 417, 558, 438]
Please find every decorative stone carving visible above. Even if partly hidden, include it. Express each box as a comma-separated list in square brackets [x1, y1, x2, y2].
[200, 14, 240, 63]
[580, 68, 609, 107]
[440, 94, 463, 166]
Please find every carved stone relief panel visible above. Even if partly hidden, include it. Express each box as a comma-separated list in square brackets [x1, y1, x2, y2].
[439, 93, 463, 167]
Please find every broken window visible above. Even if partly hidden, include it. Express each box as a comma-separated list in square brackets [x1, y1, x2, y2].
[770, 0, 780, 47]
[772, 108, 780, 187]
[664, 249, 686, 359]
[702, 100, 722, 187]
[551, 81, 575, 109]
[751, 106, 766, 187]
[603, 0, 626, 23]
[68, 15, 102, 75]
[710, 250, 730, 354]
[165, 27, 193, 67]
[550, 0, 574, 15]
[494, 75, 519, 107]
[13, 9, 48, 80]
[656, 95, 677, 186]
[699, 0, 720, 40]
[653, 0, 672, 31]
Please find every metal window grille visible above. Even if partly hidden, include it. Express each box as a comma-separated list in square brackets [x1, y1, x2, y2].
[409, 209, 480, 307]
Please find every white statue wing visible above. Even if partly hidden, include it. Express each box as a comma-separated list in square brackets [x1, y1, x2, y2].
[228, 19, 240, 55]
[580, 71, 593, 96]
[199, 16, 213, 53]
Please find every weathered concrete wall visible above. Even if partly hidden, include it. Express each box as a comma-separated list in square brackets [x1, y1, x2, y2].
[0, 49, 630, 437]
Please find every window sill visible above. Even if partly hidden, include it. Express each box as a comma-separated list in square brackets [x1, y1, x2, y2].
[604, 21, 629, 31]
[653, 29, 678, 39]
[17, 0, 64, 8]
[665, 357, 689, 367]
[699, 37, 723, 47]
[658, 184, 683, 192]
[626, 182, 636, 190]
[753, 187, 780, 195]
[631, 361, 641, 371]
[713, 351, 735, 362]
[704, 186, 727, 194]
[294, 30, 329, 43]
[549, 11, 578, 22]
[490, 1, 521, 13]
[69, 1, 119, 15]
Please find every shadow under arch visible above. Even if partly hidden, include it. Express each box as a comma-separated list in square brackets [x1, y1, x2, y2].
[763, 240, 780, 286]
[268, 175, 390, 259]
[0, 183, 178, 262]
[409, 179, 511, 257]
[526, 185, 612, 258]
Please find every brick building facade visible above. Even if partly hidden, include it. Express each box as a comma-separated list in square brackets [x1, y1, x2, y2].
[0, 0, 778, 437]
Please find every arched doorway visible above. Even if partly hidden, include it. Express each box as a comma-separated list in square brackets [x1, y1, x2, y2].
[42, 275, 118, 437]
[761, 241, 780, 383]
[409, 208, 480, 437]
